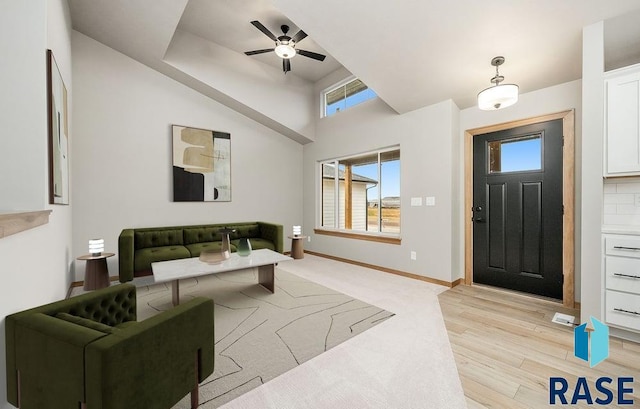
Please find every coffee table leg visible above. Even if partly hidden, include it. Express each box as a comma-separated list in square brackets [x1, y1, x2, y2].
[172, 280, 180, 306]
[258, 264, 275, 293]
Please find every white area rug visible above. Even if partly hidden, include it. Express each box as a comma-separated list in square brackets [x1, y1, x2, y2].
[134, 266, 394, 408]
[131, 254, 465, 409]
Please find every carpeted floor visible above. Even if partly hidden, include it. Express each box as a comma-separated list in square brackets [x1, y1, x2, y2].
[133, 268, 395, 408]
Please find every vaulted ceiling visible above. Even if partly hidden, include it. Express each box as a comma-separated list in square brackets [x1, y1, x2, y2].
[69, 0, 640, 144]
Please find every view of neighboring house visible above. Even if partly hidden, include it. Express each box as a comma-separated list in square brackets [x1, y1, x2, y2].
[321, 164, 377, 231]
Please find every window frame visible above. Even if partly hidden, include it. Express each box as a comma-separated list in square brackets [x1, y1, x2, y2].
[320, 76, 377, 118]
[316, 146, 401, 244]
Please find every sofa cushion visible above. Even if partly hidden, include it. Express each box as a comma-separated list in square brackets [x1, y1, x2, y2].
[55, 313, 120, 334]
[184, 227, 223, 245]
[186, 241, 236, 257]
[231, 224, 260, 239]
[135, 229, 184, 250]
[230, 238, 275, 252]
[134, 246, 191, 272]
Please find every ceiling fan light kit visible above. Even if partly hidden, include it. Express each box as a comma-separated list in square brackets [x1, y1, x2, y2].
[477, 56, 519, 110]
[275, 43, 295, 59]
[245, 20, 326, 74]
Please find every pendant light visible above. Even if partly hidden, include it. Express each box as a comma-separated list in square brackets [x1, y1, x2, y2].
[477, 56, 519, 110]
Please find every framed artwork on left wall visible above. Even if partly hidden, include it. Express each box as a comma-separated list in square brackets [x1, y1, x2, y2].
[47, 49, 69, 205]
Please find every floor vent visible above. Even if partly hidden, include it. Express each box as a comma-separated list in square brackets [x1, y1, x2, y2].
[552, 312, 576, 327]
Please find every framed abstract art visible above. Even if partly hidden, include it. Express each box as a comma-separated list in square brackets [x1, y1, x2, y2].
[172, 125, 231, 202]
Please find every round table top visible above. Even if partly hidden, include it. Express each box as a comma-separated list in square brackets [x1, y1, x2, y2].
[288, 235, 308, 239]
[77, 252, 115, 261]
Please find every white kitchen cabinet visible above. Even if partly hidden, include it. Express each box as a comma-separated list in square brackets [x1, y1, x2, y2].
[603, 235, 640, 333]
[605, 64, 640, 177]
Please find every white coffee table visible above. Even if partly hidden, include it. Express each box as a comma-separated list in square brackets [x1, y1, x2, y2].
[152, 249, 292, 305]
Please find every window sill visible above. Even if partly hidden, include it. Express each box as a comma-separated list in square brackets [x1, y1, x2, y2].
[314, 228, 401, 245]
[0, 210, 53, 239]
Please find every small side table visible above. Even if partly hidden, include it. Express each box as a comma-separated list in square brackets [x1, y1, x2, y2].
[288, 235, 308, 259]
[77, 253, 115, 290]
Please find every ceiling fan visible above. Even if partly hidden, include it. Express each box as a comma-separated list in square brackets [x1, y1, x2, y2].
[244, 20, 326, 74]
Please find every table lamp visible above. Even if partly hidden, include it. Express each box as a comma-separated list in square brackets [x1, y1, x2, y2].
[89, 238, 104, 256]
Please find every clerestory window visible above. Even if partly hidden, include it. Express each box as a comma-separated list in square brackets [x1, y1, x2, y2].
[322, 77, 377, 117]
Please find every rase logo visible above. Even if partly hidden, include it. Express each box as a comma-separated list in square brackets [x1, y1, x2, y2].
[574, 316, 609, 367]
[549, 317, 635, 406]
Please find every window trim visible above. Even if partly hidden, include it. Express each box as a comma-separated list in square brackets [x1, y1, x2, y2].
[314, 228, 402, 245]
[320, 75, 376, 118]
[317, 145, 401, 241]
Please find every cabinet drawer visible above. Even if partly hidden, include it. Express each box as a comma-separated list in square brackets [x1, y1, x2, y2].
[605, 256, 640, 294]
[605, 290, 640, 331]
[605, 236, 640, 258]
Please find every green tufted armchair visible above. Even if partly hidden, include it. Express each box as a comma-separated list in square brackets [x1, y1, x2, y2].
[5, 284, 214, 409]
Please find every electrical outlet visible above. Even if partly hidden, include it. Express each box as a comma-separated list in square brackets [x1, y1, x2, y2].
[307, 236, 311, 242]
[410, 251, 417, 260]
[635, 194, 640, 207]
[411, 197, 423, 206]
[425, 196, 436, 206]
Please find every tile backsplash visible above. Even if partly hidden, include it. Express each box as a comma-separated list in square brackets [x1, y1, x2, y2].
[604, 178, 640, 225]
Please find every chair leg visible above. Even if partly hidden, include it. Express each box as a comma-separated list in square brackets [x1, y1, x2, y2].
[17, 370, 21, 408]
[191, 352, 199, 408]
[190, 384, 199, 409]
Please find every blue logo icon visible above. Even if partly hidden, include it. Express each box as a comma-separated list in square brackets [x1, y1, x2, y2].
[574, 316, 609, 368]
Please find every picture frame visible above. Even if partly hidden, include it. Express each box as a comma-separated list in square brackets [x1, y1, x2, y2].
[172, 125, 231, 202]
[47, 49, 69, 205]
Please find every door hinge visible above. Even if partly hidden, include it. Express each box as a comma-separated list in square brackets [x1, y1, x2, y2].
[562, 205, 565, 215]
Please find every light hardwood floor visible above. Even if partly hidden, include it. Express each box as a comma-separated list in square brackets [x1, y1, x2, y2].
[439, 284, 640, 408]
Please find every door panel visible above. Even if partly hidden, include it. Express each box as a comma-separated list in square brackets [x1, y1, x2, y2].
[488, 183, 506, 270]
[473, 120, 563, 299]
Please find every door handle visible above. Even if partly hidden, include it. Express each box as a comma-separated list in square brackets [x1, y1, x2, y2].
[472, 217, 485, 223]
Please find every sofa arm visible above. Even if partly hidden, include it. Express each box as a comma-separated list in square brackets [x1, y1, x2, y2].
[118, 229, 135, 282]
[6, 313, 109, 408]
[258, 222, 283, 253]
[84, 297, 215, 409]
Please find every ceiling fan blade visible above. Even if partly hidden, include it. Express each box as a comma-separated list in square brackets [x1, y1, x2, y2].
[245, 48, 275, 56]
[250, 20, 277, 42]
[291, 29, 307, 43]
[297, 49, 326, 61]
[283, 59, 291, 73]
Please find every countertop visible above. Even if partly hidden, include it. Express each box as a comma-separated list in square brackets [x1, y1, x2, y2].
[602, 225, 640, 235]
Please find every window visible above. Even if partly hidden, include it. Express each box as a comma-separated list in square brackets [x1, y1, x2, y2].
[320, 147, 400, 236]
[322, 77, 377, 117]
[488, 134, 542, 173]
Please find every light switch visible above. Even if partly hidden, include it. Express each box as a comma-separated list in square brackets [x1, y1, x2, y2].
[425, 196, 436, 206]
[411, 197, 423, 206]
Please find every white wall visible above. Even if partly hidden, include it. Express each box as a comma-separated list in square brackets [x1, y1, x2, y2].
[304, 85, 459, 283]
[0, 1, 73, 408]
[459, 80, 583, 300]
[71, 31, 303, 280]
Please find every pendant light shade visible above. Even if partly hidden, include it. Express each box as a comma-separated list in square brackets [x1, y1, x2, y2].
[477, 56, 519, 110]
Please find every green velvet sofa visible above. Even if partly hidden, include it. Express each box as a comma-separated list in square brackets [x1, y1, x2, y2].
[5, 284, 214, 409]
[118, 221, 283, 283]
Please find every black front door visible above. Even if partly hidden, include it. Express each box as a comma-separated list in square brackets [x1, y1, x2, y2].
[473, 119, 563, 299]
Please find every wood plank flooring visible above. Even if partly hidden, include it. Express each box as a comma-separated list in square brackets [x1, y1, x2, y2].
[438, 284, 640, 408]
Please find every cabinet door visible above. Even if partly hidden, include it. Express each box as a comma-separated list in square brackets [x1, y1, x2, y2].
[606, 70, 640, 176]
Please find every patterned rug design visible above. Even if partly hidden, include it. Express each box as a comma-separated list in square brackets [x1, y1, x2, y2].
[133, 268, 395, 408]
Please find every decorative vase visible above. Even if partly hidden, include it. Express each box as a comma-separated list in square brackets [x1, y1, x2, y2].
[237, 238, 252, 257]
[219, 228, 235, 254]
